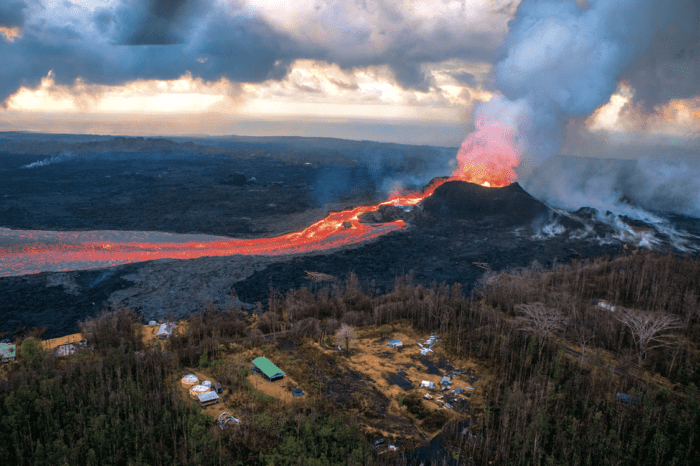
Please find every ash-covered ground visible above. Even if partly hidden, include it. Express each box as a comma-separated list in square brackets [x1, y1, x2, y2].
[1, 133, 698, 338]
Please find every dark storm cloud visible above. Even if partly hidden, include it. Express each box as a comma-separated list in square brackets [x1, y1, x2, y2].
[325, 27, 499, 93]
[621, 0, 700, 109]
[2, 0, 698, 110]
[190, 14, 293, 83]
[110, 0, 213, 46]
[293, 0, 506, 93]
[390, 61, 432, 92]
[0, 1, 28, 28]
[0, 22, 115, 105]
[386, 29, 499, 92]
[0, 0, 296, 104]
[0, 0, 510, 104]
[451, 72, 477, 87]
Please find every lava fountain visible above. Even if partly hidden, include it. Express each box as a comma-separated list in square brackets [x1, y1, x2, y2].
[0, 119, 520, 277]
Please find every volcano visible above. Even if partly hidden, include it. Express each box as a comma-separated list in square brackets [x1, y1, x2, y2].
[421, 181, 549, 226]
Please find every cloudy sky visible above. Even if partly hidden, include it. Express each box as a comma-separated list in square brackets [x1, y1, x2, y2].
[0, 0, 698, 149]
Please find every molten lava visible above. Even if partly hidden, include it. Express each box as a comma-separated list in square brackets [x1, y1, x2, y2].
[0, 118, 520, 277]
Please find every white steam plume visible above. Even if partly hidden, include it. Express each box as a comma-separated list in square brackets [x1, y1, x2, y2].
[465, 0, 673, 177]
[21, 151, 76, 169]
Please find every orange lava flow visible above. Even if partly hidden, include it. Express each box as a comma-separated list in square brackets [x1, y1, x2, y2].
[0, 206, 403, 277]
[0, 118, 520, 277]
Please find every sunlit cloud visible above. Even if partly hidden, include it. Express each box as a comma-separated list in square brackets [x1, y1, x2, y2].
[6, 59, 487, 125]
[0, 26, 21, 42]
[587, 83, 700, 138]
[6, 71, 239, 114]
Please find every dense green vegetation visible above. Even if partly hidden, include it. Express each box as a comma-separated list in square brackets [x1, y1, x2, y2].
[0, 311, 371, 466]
[2, 251, 700, 465]
[0, 346, 218, 465]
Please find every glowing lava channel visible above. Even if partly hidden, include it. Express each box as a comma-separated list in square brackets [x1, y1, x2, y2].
[0, 118, 519, 277]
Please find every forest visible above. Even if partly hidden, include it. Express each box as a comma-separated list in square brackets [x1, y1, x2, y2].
[1, 250, 699, 465]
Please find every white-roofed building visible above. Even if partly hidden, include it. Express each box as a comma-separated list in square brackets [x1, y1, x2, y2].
[157, 323, 176, 339]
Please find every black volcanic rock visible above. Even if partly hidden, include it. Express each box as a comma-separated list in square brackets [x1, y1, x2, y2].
[359, 204, 420, 224]
[421, 181, 550, 225]
[222, 172, 248, 186]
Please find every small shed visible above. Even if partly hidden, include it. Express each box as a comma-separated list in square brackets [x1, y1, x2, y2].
[214, 382, 223, 394]
[388, 339, 403, 348]
[0, 343, 16, 363]
[157, 323, 176, 339]
[197, 391, 220, 407]
[440, 376, 451, 385]
[252, 357, 285, 382]
[148, 321, 157, 327]
[452, 387, 465, 396]
[420, 380, 435, 389]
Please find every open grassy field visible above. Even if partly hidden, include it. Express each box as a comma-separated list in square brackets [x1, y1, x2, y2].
[168, 321, 487, 450]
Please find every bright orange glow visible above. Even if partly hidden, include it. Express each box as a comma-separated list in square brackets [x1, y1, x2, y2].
[0, 118, 520, 276]
[452, 119, 519, 187]
[0, 207, 405, 276]
[0, 27, 20, 42]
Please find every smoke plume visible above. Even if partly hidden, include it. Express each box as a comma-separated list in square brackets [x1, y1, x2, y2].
[458, 0, 684, 206]
[20, 151, 76, 169]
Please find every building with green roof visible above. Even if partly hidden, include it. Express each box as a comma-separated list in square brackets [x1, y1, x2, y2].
[251, 357, 285, 382]
[0, 343, 16, 363]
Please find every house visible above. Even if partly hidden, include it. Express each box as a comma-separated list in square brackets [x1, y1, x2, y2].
[197, 390, 220, 407]
[388, 339, 403, 348]
[440, 376, 451, 385]
[0, 343, 16, 363]
[55, 343, 77, 357]
[252, 357, 285, 382]
[420, 380, 435, 389]
[156, 322, 176, 339]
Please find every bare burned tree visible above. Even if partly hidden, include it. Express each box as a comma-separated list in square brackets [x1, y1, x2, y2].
[334, 323, 358, 354]
[515, 303, 567, 354]
[574, 324, 595, 366]
[288, 318, 320, 343]
[246, 328, 264, 347]
[615, 309, 682, 363]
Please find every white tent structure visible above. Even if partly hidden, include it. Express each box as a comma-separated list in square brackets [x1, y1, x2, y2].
[189, 384, 210, 399]
[181, 374, 199, 388]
